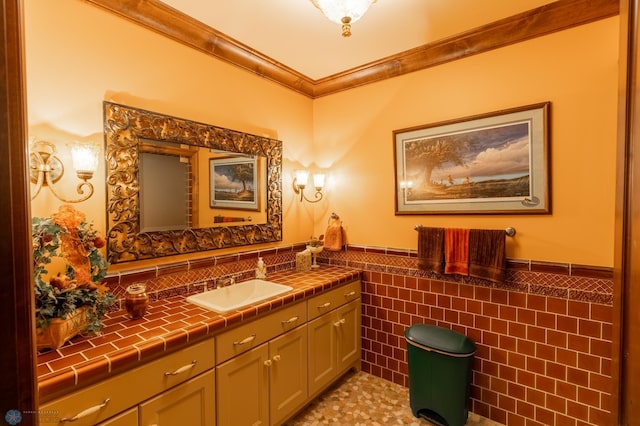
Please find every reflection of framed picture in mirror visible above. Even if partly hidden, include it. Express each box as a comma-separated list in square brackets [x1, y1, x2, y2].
[210, 156, 260, 211]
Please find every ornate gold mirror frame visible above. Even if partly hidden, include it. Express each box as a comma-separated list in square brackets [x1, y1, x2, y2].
[104, 101, 282, 263]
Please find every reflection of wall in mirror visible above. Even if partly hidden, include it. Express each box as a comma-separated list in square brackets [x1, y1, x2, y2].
[139, 152, 191, 232]
[140, 148, 268, 231]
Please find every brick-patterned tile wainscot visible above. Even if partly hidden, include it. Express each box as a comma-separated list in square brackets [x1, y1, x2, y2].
[320, 247, 613, 426]
[87, 243, 612, 426]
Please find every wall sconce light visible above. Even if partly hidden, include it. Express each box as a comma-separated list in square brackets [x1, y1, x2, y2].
[29, 140, 98, 203]
[293, 170, 325, 203]
[400, 180, 413, 196]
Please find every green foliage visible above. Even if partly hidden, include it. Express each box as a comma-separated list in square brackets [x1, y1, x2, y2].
[307, 236, 322, 247]
[32, 211, 114, 334]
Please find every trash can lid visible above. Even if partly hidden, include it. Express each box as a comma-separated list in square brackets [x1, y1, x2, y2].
[405, 324, 476, 355]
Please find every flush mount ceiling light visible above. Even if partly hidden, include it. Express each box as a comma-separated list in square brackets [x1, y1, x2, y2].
[310, 0, 378, 37]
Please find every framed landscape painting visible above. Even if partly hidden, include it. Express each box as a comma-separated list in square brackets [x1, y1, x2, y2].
[394, 102, 550, 215]
[210, 156, 260, 211]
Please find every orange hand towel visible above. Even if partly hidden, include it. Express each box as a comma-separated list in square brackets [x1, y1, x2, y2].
[444, 228, 470, 275]
[323, 217, 344, 251]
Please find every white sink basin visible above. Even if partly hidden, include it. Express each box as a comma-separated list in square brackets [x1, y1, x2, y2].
[186, 279, 293, 313]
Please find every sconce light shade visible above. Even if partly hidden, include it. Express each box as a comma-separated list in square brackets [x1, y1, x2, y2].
[313, 173, 325, 190]
[293, 170, 325, 203]
[70, 142, 99, 180]
[295, 170, 310, 188]
[30, 139, 97, 203]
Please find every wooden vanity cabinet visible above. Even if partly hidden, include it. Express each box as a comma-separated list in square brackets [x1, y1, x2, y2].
[40, 338, 215, 426]
[96, 408, 138, 426]
[98, 372, 215, 426]
[139, 370, 214, 425]
[215, 302, 308, 426]
[216, 343, 269, 426]
[40, 279, 361, 426]
[268, 324, 308, 425]
[307, 280, 361, 398]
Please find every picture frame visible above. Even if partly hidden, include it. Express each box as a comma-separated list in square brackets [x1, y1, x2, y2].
[394, 102, 550, 215]
[210, 156, 260, 211]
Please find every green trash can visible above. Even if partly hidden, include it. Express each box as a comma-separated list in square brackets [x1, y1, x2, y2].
[405, 324, 476, 426]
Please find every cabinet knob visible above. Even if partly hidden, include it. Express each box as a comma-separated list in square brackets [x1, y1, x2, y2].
[272, 354, 282, 362]
[333, 318, 346, 327]
[264, 359, 272, 367]
[60, 398, 110, 422]
[344, 291, 356, 298]
[318, 302, 331, 309]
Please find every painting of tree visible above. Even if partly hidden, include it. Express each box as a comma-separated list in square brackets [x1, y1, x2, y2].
[394, 102, 550, 214]
[403, 122, 531, 201]
[210, 157, 259, 210]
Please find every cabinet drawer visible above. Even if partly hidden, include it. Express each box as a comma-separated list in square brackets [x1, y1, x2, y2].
[216, 302, 307, 364]
[307, 280, 360, 321]
[40, 338, 214, 426]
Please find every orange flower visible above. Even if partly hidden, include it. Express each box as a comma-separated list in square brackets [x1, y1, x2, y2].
[52, 205, 92, 285]
[51, 205, 85, 230]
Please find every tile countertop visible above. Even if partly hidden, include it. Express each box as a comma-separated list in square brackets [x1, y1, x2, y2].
[37, 266, 362, 403]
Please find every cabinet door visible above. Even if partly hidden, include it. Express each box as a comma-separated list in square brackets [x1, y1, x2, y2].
[269, 325, 308, 426]
[307, 312, 337, 397]
[336, 300, 361, 373]
[217, 344, 269, 426]
[139, 370, 214, 426]
[97, 407, 138, 426]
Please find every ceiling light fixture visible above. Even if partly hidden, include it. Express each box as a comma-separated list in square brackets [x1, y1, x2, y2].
[310, 0, 377, 37]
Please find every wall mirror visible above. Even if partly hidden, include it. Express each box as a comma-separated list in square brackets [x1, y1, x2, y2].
[104, 101, 282, 263]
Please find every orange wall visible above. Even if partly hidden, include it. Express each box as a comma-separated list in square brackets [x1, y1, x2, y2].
[312, 17, 619, 267]
[25, 0, 315, 271]
[25, 0, 618, 270]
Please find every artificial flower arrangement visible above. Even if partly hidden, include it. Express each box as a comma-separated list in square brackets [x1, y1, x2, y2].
[307, 236, 323, 247]
[32, 205, 114, 346]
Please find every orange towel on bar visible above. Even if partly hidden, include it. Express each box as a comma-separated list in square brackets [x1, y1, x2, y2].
[444, 228, 470, 275]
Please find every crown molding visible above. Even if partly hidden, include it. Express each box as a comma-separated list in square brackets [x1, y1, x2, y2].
[85, 0, 619, 99]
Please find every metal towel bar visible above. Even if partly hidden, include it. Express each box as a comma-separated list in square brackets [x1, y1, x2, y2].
[414, 224, 516, 237]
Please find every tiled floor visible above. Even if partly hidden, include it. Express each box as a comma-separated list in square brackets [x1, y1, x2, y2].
[285, 370, 504, 426]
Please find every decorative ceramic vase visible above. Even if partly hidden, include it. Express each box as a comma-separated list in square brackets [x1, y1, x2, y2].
[306, 245, 324, 268]
[36, 307, 89, 350]
[125, 283, 149, 319]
